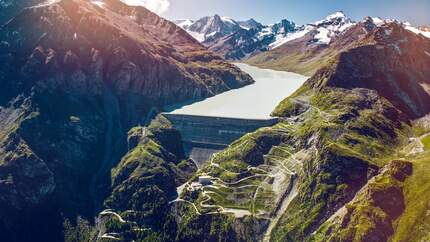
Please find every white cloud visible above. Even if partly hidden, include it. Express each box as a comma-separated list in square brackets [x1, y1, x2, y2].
[120, 0, 170, 15]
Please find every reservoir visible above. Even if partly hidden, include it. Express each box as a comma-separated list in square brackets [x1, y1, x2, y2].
[168, 63, 308, 119]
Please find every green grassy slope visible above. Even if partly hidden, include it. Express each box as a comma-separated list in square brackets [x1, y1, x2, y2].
[246, 50, 337, 76]
[392, 154, 430, 242]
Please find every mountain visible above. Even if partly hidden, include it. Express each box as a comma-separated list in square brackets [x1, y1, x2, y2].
[184, 12, 429, 65]
[268, 21, 430, 241]
[97, 15, 430, 242]
[246, 15, 373, 75]
[173, 19, 194, 29]
[247, 16, 430, 76]
[404, 23, 430, 38]
[0, 0, 253, 241]
[2, 2, 430, 241]
[237, 18, 264, 30]
[206, 17, 302, 60]
[180, 11, 356, 60]
[177, 14, 244, 42]
[309, 22, 430, 119]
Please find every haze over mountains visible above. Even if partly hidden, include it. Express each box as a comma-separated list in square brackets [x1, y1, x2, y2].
[1, 1, 430, 242]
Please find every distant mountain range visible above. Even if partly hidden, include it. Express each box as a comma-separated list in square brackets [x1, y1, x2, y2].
[247, 16, 430, 76]
[176, 12, 430, 61]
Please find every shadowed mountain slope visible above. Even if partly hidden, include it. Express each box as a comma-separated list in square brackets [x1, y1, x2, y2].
[0, 0, 252, 241]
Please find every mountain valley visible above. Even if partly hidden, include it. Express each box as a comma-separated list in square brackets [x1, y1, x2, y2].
[0, 1, 430, 242]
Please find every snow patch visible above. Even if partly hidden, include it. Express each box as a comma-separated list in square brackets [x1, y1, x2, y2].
[188, 31, 206, 42]
[327, 11, 347, 19]
[91, 1, 105, 8]
[239, 25, 250, 30]
[385, 29, 393, 36]
[371, 17, 384, 26]
[258, 26, 273, 38]
[315, 27, 331, 45]
[38, 0, 61, 6]
[206, 31, 217, 37]
[405, 25, 430, 39]
[221, 16, 236, 25]
[338, 22, 355, 32]
[310, 12, 355, 45]
[315, 11, 346, 25]
[269, 26, 312, 49]
[176, 19, 194, 29]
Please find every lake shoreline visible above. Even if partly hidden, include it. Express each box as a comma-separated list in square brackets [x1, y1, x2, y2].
[168, 63, 308, 119]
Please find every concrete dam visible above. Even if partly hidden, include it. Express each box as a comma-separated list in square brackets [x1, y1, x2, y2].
[162, 113, 278, 167]
[162, 63, 308, 166]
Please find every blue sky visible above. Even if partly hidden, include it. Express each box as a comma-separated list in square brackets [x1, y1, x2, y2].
[161, 0, 430, 26]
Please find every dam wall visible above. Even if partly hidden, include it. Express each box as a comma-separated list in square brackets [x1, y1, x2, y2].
[162, 113, 279, 166]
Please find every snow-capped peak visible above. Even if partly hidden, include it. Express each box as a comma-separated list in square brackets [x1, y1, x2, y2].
[174, 19, 195, 29]
[326, 11, 347, 20]
[362, 17, 430, 39]
[312, 12, 355, 45]
[177, 14, 244, 42]
[315, 11, 349, 25]
[221, 16, 236, 25]
[371, 17, 385, 26]
[237, 18, 263, 30]
[404, 22, 430, 39]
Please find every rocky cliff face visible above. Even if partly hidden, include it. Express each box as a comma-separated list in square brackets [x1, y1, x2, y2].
[0, 0, 253, 241]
